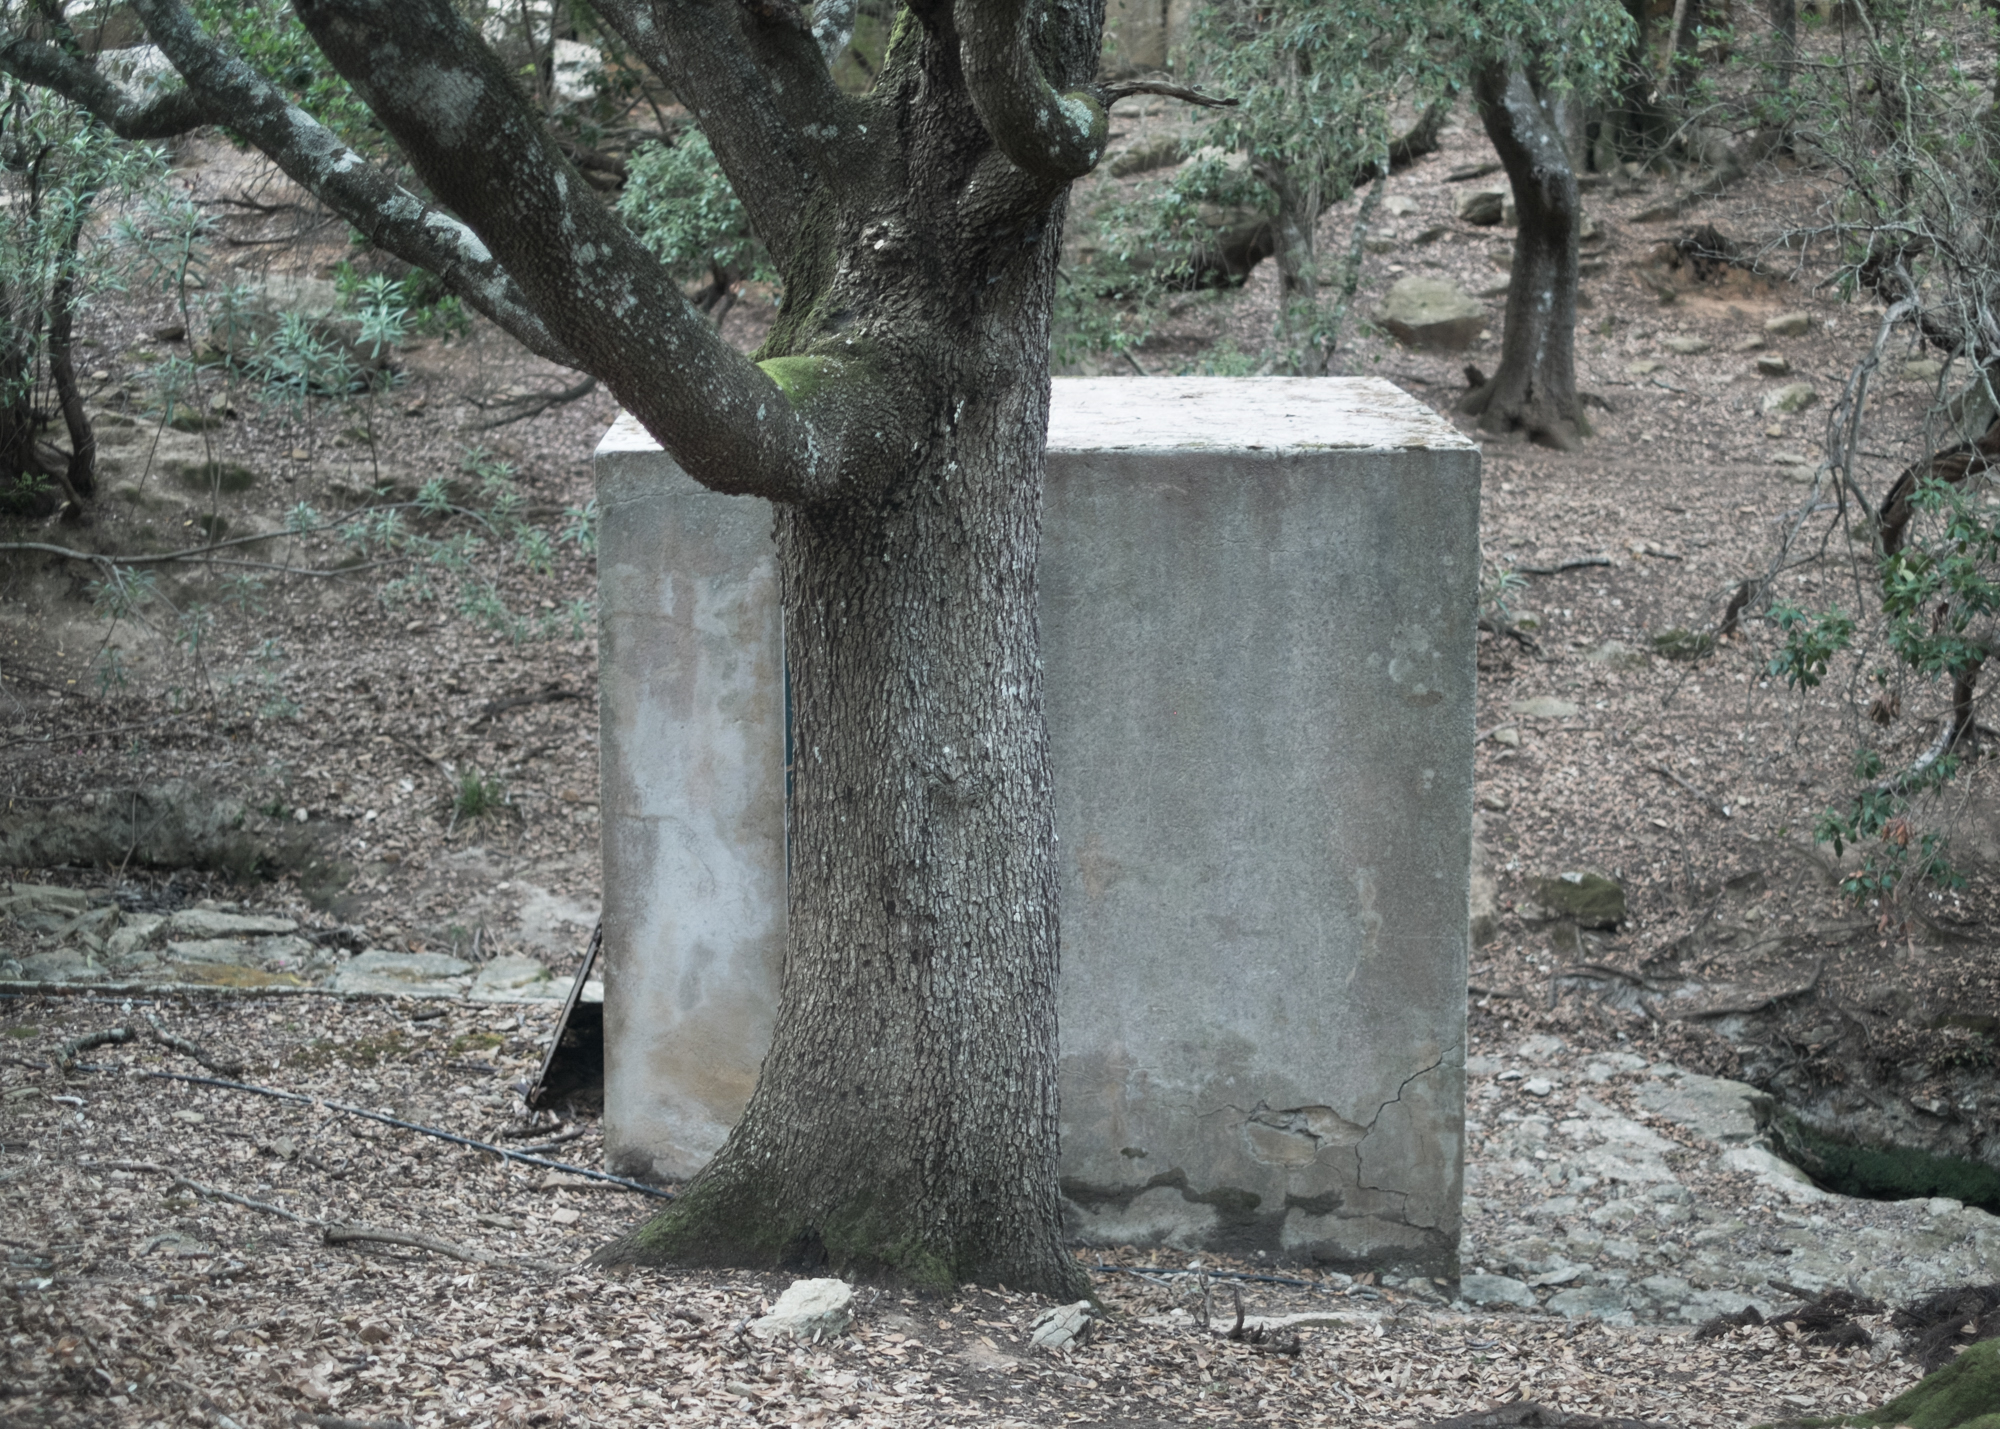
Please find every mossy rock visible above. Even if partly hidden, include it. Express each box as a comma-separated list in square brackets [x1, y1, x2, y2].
[1651, 627, 1715, 661]
[168, 411, 228, 433]
[168, 460, 256, 494]
[1536, 870, 1626, 929]
[1780, 1339, 2000, 1429]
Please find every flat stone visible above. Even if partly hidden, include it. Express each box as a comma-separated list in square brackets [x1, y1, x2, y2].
[1490, 726, 1521, 747]
[16, 948, 99, 982]
[1904, 358, 1944, 381]
[168, 909, 298, 938]
[1731, 335, 1767, 353]
[1530, 1265, 1585, 1287]
[750, 1279, 854, 1341]
[252, 936, 324, 975]
[1458, 1273, 1538, 1309]
[1508, 697, 1578, 720]
[1770, 450, 1810, 467]
[1636, 1073, 1761, 1144]
[2, 884, 89, 914]
[1661, 336, 1709, 355]
[1027, 1301, 1095, 1352]
[1583, 640, 1647, 670]
[1374, 276, 1485, 352]
[1761, 382, 1818, 415]
[1755, 354, 1791, 376]
[1536, 870, 1625, 928]
[1455, 188, 1506, 225]
[469, 953, 561, 1002]
[163, 938, 258, 966]
[1764, 311, 1811, 337]
[1516, 1034, 1567, 1064]
[1521, 1078, 1554, 1097]
[328, 950, 474, 998]
[1626, 360, 1661, 377]
[105, 914, 164, 958]
[1382, 195, 1418, 216]
[1547, 1285, 1633, 1322]
[1724, 1144, 1828, 1201]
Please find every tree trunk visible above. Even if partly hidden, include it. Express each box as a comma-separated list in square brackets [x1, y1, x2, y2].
[1770, 0, 1797, 90]
[1462, 60, 1586, 451]
[1255, 154, 1325, 373]
[594, 225, 1084, 1297]
[47, 217, 96, 511]
[585, 13, 1090, 1301]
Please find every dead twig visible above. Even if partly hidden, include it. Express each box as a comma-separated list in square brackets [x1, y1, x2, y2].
[1648, 762, 1732, 818]
[171, 1177, 315, 1224]
[55, 1026, 137, 1070]
[469, 375, 599, 429]
[321, 1223, 569, 1276]
[1515, 556, 1613, 576]
[143, 1013, 245, 1076]
[143, 1071, 672, 1198]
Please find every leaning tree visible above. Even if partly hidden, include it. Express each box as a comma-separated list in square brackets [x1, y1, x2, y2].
[0, 0, 1216, 1294]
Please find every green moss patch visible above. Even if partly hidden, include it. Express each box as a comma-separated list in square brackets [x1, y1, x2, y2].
[1867, 1340, 2000, 1429]
[169, 460, 256, 494]
[1764, 1105, 2000, 1214]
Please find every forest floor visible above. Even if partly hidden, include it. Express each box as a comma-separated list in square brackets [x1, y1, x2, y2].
[0, 99, 1997, 1429]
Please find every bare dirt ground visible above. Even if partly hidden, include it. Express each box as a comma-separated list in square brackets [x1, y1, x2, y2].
[1, 96, 1997, 1429]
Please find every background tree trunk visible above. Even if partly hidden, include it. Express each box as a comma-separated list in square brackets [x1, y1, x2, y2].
[1462, 60, 1586, 451]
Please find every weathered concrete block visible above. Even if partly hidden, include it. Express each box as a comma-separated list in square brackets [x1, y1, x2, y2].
[594, 377, 1478, 1276]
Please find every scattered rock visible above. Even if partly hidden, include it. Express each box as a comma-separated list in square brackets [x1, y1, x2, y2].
[168, 908, 299, 938]
[1637, 1073, 1762, 1145]
[1521, 1078, 1555, 1098]
[469, 954, 560, 1003]
[1536, 871, 1626, 928]
[1456, 188, 1507, 225]
[1756, 354, 1791, 376]
[1382, 195, 1418, 216]
[1374, 277, 1486, 352]
[1771, 450, 1811, 469]
[1027, 1301, 1095, 1352]
[327, 950, 474, 997]
[1764, 310, 1812, 336]
[1490, 726, 1522, 747]
[1626, 360, 1661, 377]
[1507, 697, 1579, 720]
[1546, 1285, 1634, 1324]
[1661, 336, 1710, 355]
[749, 1279, 855, 1342]
[1761, 382, 1818, 415]
[1477, 789, 1511, 812]
[1731, 334, 1766, 352]
[1583, 640, 1648, 670]
[1458, 1273, 1538, 1309]
[1903, 358, 1944, 382]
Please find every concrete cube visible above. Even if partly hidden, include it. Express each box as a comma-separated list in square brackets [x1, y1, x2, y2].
[594, 377, 1479, 1275]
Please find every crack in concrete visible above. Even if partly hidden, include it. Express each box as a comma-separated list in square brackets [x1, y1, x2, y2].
[1351, 1045, 1459, 1225]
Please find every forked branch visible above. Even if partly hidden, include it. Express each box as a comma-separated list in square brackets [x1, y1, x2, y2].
[0, 27, 218, 138]
[958, 0, 1108, 182]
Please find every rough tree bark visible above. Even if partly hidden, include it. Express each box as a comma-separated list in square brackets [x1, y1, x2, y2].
[1461, 60, 1586, 450]
[0, 0, 1201, 1295]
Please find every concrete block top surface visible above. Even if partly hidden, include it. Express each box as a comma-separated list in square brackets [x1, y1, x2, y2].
[1045, 377, 1476, 454]
[593, 379, 1475, 465]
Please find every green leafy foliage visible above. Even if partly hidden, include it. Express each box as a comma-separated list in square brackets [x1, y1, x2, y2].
[618, 130, 769, 289]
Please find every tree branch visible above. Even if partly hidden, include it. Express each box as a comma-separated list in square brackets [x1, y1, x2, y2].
[108, 0, 577, 367]
[0, 26, 218, 138]
[589, 0, 845, 279]
[250, 0, 834, 504]
[957, 0, 1108, 183]
[1096, 79, 1237, 111]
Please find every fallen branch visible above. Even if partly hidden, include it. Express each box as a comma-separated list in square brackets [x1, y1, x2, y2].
[171, 1177, 315, 1224]
[1515, 556, 1613, 576]
[1097, 78, 1238, 110]
[1477, 616, 1539, 651]
[469, 376, 599, 429]
[144, 1072, 671, 1198]
[322, 1223, 569, 1276]
[1648, 762, 1731, 818]
[143, 1013, 245, 1076]
[55, 1026, 137, 1070]
[1684, 961, 1825, 1018]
